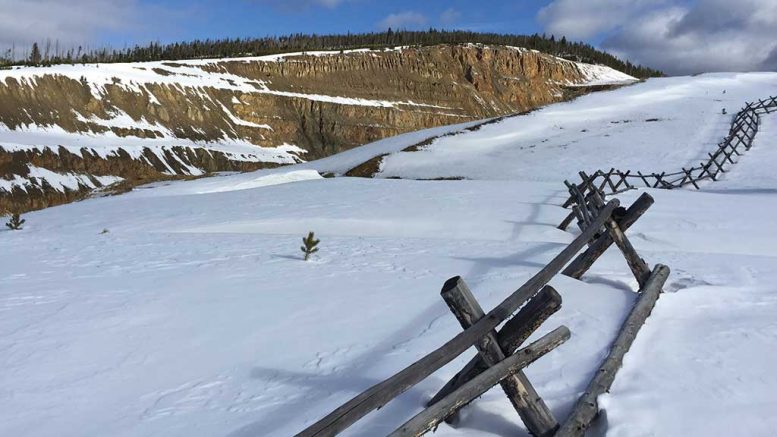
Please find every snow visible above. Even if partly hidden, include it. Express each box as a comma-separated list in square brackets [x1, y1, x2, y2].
[0, 49, 453, 109]
[74, 109, 170, 133]
[2, 72, 777, 437]
[0, 165, 122, 193]
[0, 123, 305, 164]
[571, 62, 637, 86]
[0, 119, 307, 193]
[217, 103, 274, 129]
[187, 169, 323, 195]
[0, 44, 632, 194]
[376, 73, 777, 181]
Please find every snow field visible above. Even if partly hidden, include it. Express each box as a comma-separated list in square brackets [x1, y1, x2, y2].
[2, 73, 777, 436]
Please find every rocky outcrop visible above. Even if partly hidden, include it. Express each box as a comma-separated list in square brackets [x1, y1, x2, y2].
[0, 44, 634, 212]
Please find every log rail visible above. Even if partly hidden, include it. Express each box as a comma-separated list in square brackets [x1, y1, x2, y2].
[294, 192, 668, 437]
[558, 95, 777, 218]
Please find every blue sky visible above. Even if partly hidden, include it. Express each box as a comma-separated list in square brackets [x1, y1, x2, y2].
[1, 0, 776, 75]
[102, 0, 547, 46]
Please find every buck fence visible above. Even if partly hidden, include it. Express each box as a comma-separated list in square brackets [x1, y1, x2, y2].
[559, 95, 777, 230]
[295, 190, 668, 437]
[288, 94, 777, 437]
[564, 95, 777, 200]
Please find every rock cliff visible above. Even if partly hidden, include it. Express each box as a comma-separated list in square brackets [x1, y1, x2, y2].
[0, 44, 635, 212]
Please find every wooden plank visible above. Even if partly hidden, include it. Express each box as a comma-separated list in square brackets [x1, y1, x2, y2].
[612, 170, 630, 191]
[698, 161, 716, 181]
[589, 192, 651, 287]
[677, 167, 690, 186]
[722, 147, 736, 164]
[556, 265, 670, 437]
[683, 167, 700, 189]
[636, 171, 651, 187]
[439, 278, 557, 435]
[708, 152, 726, 173]
[557, 210, 576, 231]
[604, 168, 618, 192]
[568, 183, 593, 226]
[562, 193, 653, 280]
[572, 205, 587, 232]
[390, 327, 571, 437]
[595, 171, 609, 193]
[294, 201, 621, 437]
[651, 172, 665, 189]
[428, 286, 562, 410]
[578, 171, 605, 199]
[562, 174, 595, 208]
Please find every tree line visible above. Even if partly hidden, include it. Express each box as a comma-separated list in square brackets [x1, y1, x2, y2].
[0, 30, 663, 78]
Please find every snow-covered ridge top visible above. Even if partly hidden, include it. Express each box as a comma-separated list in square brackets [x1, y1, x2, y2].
[459, 43, 637, 86]
[0, 44, 634, 94]
[569, 62, 637, 86]
[0, 45, 448, 110]
[0, 59, 446, 109]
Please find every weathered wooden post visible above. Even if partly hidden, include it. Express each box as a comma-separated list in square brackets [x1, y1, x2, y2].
[438, 277, 559, 435]
[589, 192, 651, 287]
[295, 202, 621, 437]
[390, 327, 571, 437]
[428, 286, 563, 409]
[563, 193, 654, 281]
[556, 265, 670, 437]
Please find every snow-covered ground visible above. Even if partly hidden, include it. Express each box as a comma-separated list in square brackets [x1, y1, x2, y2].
[375, 73, 777, 181]
[2, 73, 777, 437]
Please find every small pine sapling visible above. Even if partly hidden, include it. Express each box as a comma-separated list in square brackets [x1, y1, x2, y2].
[301, 231, 320, 261]
[5, 213, 25, 230]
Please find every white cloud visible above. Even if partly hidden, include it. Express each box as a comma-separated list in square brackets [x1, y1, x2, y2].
[538, 0, 665, 39]
[0, 0, 137, 54]
[248, 0, 351, 11]
[440, 8, 461, 25]
[538, 0, 777, 75]
[377, 11, 428, 30]
[315, 0, 346, 7]
[0, 0, 188, 58]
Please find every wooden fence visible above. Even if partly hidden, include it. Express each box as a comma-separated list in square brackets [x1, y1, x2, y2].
[559, 95, 777, 230]
[288, 92, 777, 437]
[295, 191, 669, 437]
[563, 96, 777, 201]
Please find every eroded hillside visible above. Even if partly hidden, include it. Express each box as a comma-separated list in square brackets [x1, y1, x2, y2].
[0, 44, 635, 212]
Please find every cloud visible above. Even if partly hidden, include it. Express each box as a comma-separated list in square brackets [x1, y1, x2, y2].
[0, 0, 136, 53]
[377, 11, 428, 30]
[440, 8, 461, 25]
[0, 0, 188, 58]
[246, 0, 350, 12]
[538, 0, 665, 40]
[538, 0, 777, 75]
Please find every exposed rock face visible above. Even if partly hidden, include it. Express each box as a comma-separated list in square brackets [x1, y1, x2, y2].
[0, 44, 633, 212]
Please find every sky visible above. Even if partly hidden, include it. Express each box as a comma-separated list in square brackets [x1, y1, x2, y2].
[0, 0, 776, 75]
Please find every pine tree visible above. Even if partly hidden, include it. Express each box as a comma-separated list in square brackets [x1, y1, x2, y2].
[29, 42, 41, 65]
[5, 213, 25, 230]
[300, 231, 320, 261]
[0, 30, 664, 78]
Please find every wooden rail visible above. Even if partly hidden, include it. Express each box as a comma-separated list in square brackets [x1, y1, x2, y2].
[557, 265, 670, 436]
[288, 86, 749, 437]
[293, 192, 669, 437]
[295, 200, 620, 437]
[391, 327, 571, 437]
[559, 95, 777, 217]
